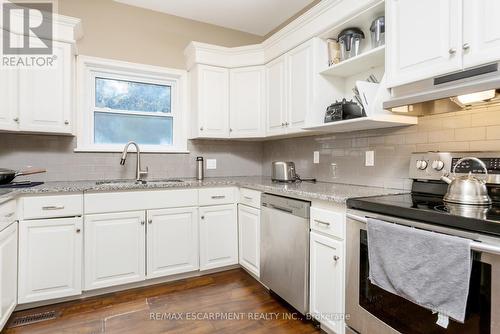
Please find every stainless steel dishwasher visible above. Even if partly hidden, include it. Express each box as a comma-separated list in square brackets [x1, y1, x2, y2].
[260, 193, 311, 315]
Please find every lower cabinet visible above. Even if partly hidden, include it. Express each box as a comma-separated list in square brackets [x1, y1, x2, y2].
[84, 211, 146, 290]
[310, 231, 345, 334]
[147, 207, 199, 278]
[18, 217, 82, 303]
[199, 204, 238, 270]
[0, 222, 18, 329]
[238, 204, 260, 277]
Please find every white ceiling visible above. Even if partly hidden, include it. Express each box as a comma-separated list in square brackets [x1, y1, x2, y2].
[114, 0, 315, 36]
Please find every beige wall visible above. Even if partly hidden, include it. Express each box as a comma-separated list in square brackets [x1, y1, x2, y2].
[57, 0, 264, 69]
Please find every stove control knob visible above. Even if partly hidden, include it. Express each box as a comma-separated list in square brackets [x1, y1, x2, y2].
[416, 160, 428, 170]
[432, 160, 445, 171]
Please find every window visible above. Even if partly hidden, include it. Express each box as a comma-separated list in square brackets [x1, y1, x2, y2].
[76, 56, 188, 152]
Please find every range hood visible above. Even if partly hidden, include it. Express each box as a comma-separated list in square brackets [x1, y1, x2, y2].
[383, 63, 500, 109]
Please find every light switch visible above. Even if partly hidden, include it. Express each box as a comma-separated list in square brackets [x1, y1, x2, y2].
[313, 151, 320, 164]
[206, 159, 217, 170]
[365, 151, 375, 167]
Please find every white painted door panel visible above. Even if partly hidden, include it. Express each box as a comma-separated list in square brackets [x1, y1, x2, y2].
[84, 211, 145, 290]
[18, 218, 82, 304]
[386, 0, 462, 87]
[463, 0, 500, 68]
[310, 232, 344, 334]
[0, 31, 19, 131]
[287, 41, 312, 132]
[229, 66, 266, 138]
[18, 39, 73, 134]
[238, 204, 260, 277]
[0, 223, 17, 330]
[199, 204, 238, 270]
[196, 65, 229, 138]
[147, 207, 199, 278]
[266, 56, 287, 136]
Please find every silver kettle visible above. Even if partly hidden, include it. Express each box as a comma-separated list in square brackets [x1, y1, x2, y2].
[441, 157, 491, 205]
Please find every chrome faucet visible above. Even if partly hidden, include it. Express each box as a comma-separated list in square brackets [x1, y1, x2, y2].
[120, 141, 148, 183]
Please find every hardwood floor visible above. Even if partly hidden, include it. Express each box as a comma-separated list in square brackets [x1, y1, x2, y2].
[3, 269, 321, 334]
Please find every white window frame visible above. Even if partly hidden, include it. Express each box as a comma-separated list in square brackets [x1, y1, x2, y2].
[75, 56, 188, 153]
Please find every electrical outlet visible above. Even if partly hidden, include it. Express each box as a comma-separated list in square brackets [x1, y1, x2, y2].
[365, 151, 375, 167]
[206, 159, 217, 170]
[313, 151, 320, 164]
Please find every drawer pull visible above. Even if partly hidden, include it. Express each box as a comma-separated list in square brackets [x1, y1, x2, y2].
[314, 219, 330, 226]
[211, 195, 226, 199]
[4, 212, 14, 218]
[42, 205, 65, 211]
[333, 255, 340, 262]
[76, 229, 81, 233]
[243, 196, 253, 200]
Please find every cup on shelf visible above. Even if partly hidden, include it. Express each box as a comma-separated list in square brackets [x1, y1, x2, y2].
[327, 38, 341, 66]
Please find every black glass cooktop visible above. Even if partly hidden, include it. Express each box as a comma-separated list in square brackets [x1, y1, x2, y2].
[347, 193, 500, 237]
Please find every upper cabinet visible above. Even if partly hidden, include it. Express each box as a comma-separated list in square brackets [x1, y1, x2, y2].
[190, 64, 230, 138]
[462, 0, 500, 69]
[386, 0, 500, 88]
[266, 55, 288, 136]
[229, 66, 266, 138]
[386, 0, 462, 88]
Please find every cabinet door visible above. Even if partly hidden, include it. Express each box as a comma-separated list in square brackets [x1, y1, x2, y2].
[238, 204, 260, 277]
[386, 0, 462, 88]
[310, 232, 344, 334]
[84, 211, 145, 290]
[463, 0, 500, 68]
[0, 31, 19, 131]
[18, 38, 73, 134]
[266, 56, 287, 136]
[195, 65, 229, 138]
[18, 217, 82, 304]
[287, 41, 312, 133]
[199, 204, 238, 270]
[229, 66, 266, 138]
[0, 223, 17, 330]
[147, 207, 199, 279]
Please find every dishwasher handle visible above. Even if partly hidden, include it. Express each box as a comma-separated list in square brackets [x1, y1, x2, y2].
[265, 203, 294, 214]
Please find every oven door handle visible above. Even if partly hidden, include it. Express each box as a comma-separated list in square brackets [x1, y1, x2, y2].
[346, 213, 500, 255]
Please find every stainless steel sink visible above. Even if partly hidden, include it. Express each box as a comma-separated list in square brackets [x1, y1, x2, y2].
[95, 179, 185, 186]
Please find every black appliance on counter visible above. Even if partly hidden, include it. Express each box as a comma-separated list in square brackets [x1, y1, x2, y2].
[345, 151, 500, 334]
[324, 98, 364, 123]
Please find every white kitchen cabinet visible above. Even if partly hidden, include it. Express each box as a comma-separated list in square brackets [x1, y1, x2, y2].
[0, 222, 17, 330]
[147, 207, 199, 278]
[229, 66, 266, 138]
[462, 0, 500, 69]
[310, 231, 344, 334]
[0, 30, 19, 132]
[287, 41, 312, 133]
[84, 211, 146, 290]
[266, 55, 288, 136]
[18, 217, 82, 304]
[191, 64, 229, 138]
[18, 38, 73, 134]
[386, 0, 462, 88]
[199, 204, 238, 270]
[238, 204, 260, 277]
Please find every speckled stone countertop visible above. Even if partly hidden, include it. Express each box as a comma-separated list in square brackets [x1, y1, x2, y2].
[0, 177, 408, 204]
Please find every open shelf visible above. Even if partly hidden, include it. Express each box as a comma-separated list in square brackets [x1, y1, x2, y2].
[302, 114, 418, 133]
[320, 45, 385, 77]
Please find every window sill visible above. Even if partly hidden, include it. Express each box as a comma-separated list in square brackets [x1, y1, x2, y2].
[74, 146, 190, 154]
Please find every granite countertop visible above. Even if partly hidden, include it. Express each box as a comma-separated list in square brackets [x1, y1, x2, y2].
[0, 177, 408, 204]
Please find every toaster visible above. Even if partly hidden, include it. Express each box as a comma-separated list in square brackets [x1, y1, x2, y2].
[271, 162, 298, 182]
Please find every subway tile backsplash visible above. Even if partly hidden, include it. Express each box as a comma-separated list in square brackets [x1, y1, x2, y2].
[1, 104, 499, 188]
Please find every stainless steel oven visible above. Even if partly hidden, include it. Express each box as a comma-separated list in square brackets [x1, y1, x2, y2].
[346, 209, 500, 334]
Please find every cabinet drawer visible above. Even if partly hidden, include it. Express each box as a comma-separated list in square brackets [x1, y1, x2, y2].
[0, 199, 16, 233]
[239, 188, 261, 209]
[199, 187, 236, 206]
[22, 194, 83, 220]
[310, 207, 345, 240]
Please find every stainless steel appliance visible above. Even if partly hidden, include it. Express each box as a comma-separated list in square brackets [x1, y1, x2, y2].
[196, 157, 204, 181]
[260, 194, 311, 315]
[338, 28, 365, 61]
[345, 151, 500, 334]
[369, 16, 385, 48]
[271, 161, 298, 182]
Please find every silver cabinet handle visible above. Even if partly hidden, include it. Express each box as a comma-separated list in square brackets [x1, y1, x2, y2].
[201, 216, 205, 220]
[449, 48, 457, 55]
[314, 219, 330, 226]
[64, 120, 70, 125]
[4, 212, 14, 218]
[333, 255, 340, 262]
[13, 117, 19, 123]
[76, 228, 81, 233]
[140, 221, 145, 225]
[211, 195, 226, 199]
[243, 196, 253, 200]
[200, 126, 204, 131]
[148, 219, 152, 224]
[42, 205, 65, 210]
[463, 43, 470, 50]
